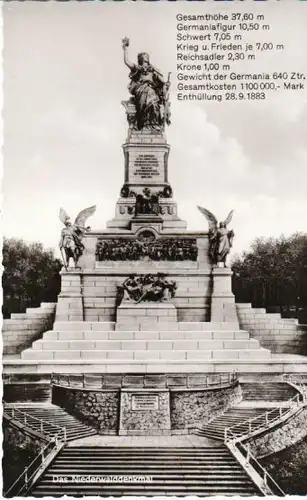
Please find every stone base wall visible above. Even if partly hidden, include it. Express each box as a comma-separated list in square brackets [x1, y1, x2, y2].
[56, 271, 212, 323]
[170, 383, 242, 433]
[52, 382, 241, 435]
[2, 303, 56, 355]
[237, 303, 307, 354]
[52, 385, 119, 434]
[249, 407, 307, 459]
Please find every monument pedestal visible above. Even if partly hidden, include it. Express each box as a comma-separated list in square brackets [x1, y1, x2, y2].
[55, 273, 84, 322]
[116, 302, 178, 331]
[119, 389, 171, 436]
[211, 268, 239, 326]
[106, 104, 187, 232]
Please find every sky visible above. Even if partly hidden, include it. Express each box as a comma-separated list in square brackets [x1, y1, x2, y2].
[2, 1, 307, 259]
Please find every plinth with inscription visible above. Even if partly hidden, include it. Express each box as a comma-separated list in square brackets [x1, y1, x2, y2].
[119, 389, 171, 436]
[107, 104, 186, 232]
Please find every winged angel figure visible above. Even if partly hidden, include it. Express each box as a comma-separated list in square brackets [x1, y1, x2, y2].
[59, 206, 96, 269]
[197, 207, 234, 267]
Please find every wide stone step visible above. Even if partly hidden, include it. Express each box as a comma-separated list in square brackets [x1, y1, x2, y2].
[32, 485, 257, 492]
[39, 470, 247, 477]
[212, 412, 268, 419]
[196, 432, 224, 440]
[52, 321, 240, 332]
[21, 348, 271, 361]
[179, 322, 240, 331]
[9, 313, 49, 320]
[47, 470, 245, 477]
[239, 313, 282, 319]
[240, 320, 291, 326]
[5, 357, 292, 375]
[44, 477, 251, 485]
[31, 339, 260, 351]
[53, 459, 239, 466]
[32, 491, 256, 497]
[206, 421, 255, 428]
[26, 307, 51, 314]
[43, 329, 251, 341]
[40, 303, 57, 309]
[53, 321, 116, 331]
[206, 422, 258, 429]
[62, 448, 229, 454]
[62, 449, 229, 455]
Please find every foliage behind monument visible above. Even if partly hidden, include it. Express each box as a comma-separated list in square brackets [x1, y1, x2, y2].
[2, 238, 62, 318]
[232, 233, 307, 313]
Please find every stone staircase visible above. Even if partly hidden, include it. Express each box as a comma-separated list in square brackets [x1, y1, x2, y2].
[4, 404, 97, 442]
[2, 303, 56, 355]
[3, 383, 51, 403]
[236, 303, 307, 354]
[240, 382, 299, 401]
[5, 317, 307, 374]
[30, 446, 260, 496]
[13, 320, 272, 374]
[195, 407, 271, 441]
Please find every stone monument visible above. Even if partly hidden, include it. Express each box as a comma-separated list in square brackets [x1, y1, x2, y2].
[16, 39, 278, 435]
[55, 38, 218, 326]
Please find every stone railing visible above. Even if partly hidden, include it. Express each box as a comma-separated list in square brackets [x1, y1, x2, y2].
[283, 374, 307, 402]
[224, 393, 303, 443]
[3, 407, 65, 497]
[4, 437, 63, 497]
[226, 439, 285, 496]
[4, 405, 67, 442]
[51, 371, 239, 390]
[224, 388, 306, 496]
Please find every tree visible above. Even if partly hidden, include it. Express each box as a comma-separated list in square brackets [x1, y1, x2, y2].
[231, 233, 307, 313]
[2, 238, 62, 318]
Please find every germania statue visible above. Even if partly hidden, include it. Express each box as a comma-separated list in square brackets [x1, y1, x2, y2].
[197, 207, 235, 268]
[59, 206, 96, 269]
[122, 37, 171, 131]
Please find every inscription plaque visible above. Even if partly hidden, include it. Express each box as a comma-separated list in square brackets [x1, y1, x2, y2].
[130, 152, 165, 184]
[132, 393, 159, 411]
[134, 154, 159, 179]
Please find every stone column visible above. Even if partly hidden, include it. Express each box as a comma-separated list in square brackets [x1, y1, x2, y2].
[210, 267, 239, 325]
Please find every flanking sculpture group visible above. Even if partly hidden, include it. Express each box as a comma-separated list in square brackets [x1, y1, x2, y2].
[198, 207, 235, 268]
[59, 206, 234, 268]
[59, 205, 96, 269]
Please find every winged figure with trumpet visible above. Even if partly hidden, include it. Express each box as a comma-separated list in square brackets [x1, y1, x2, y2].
[197, 207, 234, 267]
[59, 206, 96, 269]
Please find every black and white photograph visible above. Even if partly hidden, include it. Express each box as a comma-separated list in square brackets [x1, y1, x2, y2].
[2, 0, 307, 497]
